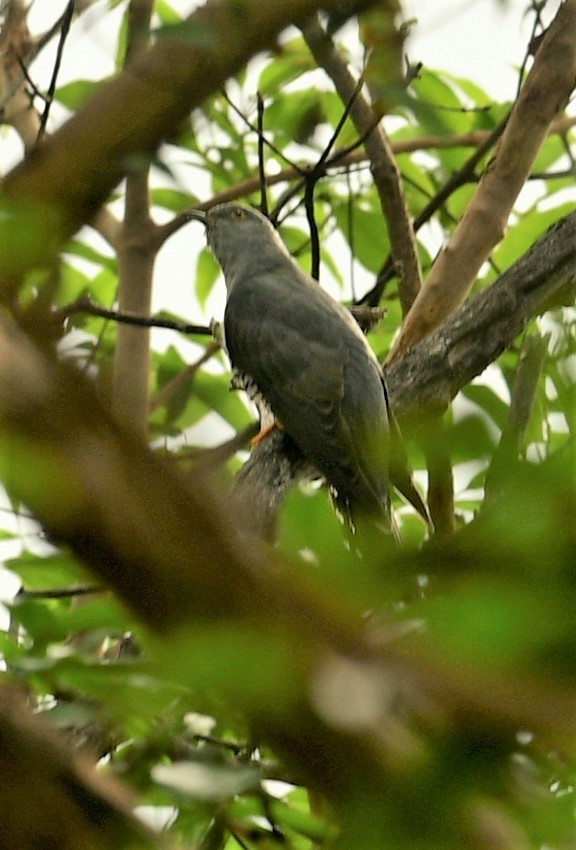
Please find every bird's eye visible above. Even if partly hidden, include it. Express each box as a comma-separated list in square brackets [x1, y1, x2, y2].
[231, 208, 245, 220]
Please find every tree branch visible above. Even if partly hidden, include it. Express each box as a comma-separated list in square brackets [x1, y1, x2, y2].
[303, 15, 423, 315]
[112, 0, 155, 436]
[387, 211, 576, 420]
[0, 684, 160, 850]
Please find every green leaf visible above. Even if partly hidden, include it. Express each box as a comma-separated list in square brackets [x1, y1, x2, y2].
[492, 203, 576, 272]
[461, 384, 509, 431]
[55, 80, 104, 110]
[64, 239, 117, 274]
[193, 371, 251, 431]
[332, 202, 390, 273]
[195, 248, 220, 308]
[6, 551, 88, 591]
[150, 188, 194, 213]
[155, 0, 182, 25]
[258, 38, 315, 94]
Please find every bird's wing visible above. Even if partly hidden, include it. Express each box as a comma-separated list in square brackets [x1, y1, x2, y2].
[224, 268, 389, 509]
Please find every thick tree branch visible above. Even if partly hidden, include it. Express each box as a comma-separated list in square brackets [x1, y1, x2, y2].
[389, 0, 576, 358]
[388, 212, 576, 419]
[0, 684, 160, 850]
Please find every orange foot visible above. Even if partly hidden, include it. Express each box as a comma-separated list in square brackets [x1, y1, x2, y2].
[251, 419, 284, 446]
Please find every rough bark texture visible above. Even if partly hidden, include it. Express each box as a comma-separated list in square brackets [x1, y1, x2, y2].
[388, 211, 576, 421]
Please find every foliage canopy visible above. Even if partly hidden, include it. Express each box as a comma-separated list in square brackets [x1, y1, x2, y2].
[0, 1, 575, 849]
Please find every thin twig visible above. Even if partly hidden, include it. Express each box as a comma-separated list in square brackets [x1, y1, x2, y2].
[56, 295, 212, 336]
[37, 0, 75, 140]
[149, 341, 220, 413]
[17, 584, 103, 600]
[152, 117, 576, 247]
[256, 92, 269, 216]
[302, 72, 367, 279]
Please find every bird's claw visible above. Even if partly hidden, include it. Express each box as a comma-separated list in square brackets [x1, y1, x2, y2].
[210, 318, 225, 346]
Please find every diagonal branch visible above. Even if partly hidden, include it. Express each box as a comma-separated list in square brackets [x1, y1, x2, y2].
[387, 211, 576, 420]
[303, 15, 423, 315]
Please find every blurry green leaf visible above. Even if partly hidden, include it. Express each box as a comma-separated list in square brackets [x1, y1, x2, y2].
[195, 248, 220, 308]
[462, 384, 509, 431]
[63, 239, 117, 273]
[151, 622, 304, 714]
[150, 188, 194, 213]
[493, 203, 576, 271]
[55, 79, 105, 110]
[193, 370, 251, 430]
[359, 4, 404, 113]
[155, 21, 218, 49]
[333, 203, 390, 273]
[155, 0, 182, 25]
[56, 263, 91, 306]
[420, 578, 571, 669]
[258, 38, 315, 94]
[6, 551, 88, 591]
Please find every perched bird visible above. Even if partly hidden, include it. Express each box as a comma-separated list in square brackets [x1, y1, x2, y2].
[187, 203, 395, 533]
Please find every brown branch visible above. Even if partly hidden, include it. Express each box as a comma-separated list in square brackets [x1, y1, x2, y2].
[361, 113, 510, 307]
[0, 684, 160, 850]
[56, 294, 212, 336]
[303, 15, 423, 315]
[421, 414, 456, 537]
[389, 0, 576, 359]
[387, 211, 576, 421]
[112, 0, 156, 436]
[0, 0, 41, 149]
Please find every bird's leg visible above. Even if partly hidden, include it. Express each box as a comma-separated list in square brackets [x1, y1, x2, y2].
[251, 418, 284, 446]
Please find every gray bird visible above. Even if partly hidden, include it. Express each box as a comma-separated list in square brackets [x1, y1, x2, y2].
[187, 203, 393, 532]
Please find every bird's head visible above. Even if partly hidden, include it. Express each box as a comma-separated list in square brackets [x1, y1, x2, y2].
[186, 203, 289, 283]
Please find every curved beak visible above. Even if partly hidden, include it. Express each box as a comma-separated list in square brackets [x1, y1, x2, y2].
[184, 209, 207, 224]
